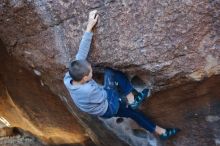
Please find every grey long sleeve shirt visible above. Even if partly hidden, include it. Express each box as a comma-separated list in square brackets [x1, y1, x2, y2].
[63, 32, 108, 116]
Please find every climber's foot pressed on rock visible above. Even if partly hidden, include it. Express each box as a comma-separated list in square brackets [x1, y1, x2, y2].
[159, 128, 181, 140]
[129, 88, 151, 110]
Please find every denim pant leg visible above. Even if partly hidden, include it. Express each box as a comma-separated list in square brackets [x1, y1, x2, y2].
[104, 68, 133, 96]
[102, 68, 121, 118]
[115, 102, 156, 133]
[102, 68, 135, 118]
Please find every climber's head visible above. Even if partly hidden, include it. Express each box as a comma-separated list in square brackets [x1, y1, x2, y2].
[69, 60, 93, 83]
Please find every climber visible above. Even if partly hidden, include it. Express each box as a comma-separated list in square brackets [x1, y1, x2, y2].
[63, 10, 180, 140]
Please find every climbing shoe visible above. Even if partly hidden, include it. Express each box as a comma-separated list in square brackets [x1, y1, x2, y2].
[159, 128, 180, 140]
[129, 100, 140, 110]
[135, 88, 151, 101]
[129, 88, 151, 110]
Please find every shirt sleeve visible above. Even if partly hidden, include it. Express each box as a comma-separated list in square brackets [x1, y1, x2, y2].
[75, 32, 93, 60]
[63, 72, 72, 88]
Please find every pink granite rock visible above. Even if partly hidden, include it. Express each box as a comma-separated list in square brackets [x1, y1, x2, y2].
[0, 0, 220, 91]
[0, 1, 220, 146]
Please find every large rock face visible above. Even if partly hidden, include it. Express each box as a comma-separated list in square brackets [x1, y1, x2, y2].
[0, 0, 220, 91]
[0, 0, 220, 146]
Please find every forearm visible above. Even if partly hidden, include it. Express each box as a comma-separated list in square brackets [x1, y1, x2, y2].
[75, 32, 93, 60]
[75, 10, 98, 60]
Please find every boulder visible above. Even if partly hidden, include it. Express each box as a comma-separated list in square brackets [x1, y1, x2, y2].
[0, 0, 220, 146]
[0, 0, 219, 91]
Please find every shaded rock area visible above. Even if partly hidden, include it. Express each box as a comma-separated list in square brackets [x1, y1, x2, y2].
[0, 41, 129, 146]
[0, 41, 100, 145]
[142, 74, 220, 146]
[0, 0, 220, 146]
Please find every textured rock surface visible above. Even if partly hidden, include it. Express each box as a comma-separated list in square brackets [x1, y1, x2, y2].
[0, 0, 220, 146]
[142, 74, 220, 146]
[0, 0, 220, 91]
[0, 127, 44, 146]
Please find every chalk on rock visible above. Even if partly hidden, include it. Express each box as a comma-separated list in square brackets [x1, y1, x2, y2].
[33, 69, 41, 76]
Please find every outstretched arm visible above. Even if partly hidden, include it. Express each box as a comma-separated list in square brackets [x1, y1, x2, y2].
[76, 10, 99, 60]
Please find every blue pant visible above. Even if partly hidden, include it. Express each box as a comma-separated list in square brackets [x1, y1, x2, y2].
[101, 68, 156, 133]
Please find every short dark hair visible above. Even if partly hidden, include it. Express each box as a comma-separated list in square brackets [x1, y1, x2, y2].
[69, 60, 91, 81]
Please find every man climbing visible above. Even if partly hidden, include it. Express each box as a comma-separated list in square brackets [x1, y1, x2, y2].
[64, 10, 180, 140]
